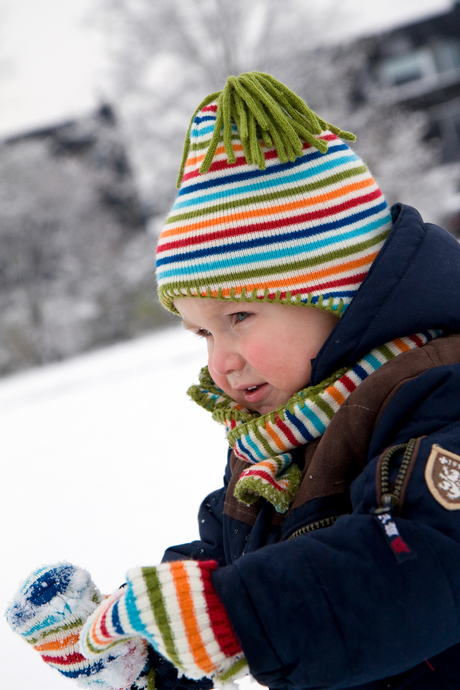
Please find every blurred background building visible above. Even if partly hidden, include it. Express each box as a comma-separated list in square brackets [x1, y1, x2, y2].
[0, 0, 458, 376]
[364, 2, 460, 163]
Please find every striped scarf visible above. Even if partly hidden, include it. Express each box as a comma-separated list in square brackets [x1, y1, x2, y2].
[189, 329, 442, 513]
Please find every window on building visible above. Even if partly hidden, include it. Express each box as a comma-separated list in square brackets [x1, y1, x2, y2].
[378, 39, 460, 88]
[429, 97, 460, 161]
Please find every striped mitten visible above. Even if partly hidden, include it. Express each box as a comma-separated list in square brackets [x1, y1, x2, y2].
[5, 563, 152, 689]
[80, 560, 248, 685]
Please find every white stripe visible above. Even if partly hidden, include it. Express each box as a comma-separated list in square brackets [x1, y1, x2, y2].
[158, 241, 385, 289]
[165, 184, 388, 228]
[322, 390, 343, 413]
[183, 563, 228, 669]
[178, 149, 363, 206]
[180, 141, 357, 193]
[161, 201, 388, 252]
[155, 565, 202, 677]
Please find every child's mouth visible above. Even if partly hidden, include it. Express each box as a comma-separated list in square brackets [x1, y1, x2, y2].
[244, 383, 268, 402]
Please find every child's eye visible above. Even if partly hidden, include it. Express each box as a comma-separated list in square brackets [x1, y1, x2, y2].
[195, 328, 212, 338]
[233, 311, 251, 324]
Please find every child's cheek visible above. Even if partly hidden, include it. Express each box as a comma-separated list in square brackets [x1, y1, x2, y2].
[244, 340, 281, 379]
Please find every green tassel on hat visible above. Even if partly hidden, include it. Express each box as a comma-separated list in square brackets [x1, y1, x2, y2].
[177, 72, 356, 186]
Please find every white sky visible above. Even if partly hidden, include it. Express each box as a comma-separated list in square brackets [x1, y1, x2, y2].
[0, 0, 454, 138]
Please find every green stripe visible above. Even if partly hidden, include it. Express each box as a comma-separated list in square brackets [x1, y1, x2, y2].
[216, 656, 248, 683]
[379, 343, 395, 361]
[254, 424, 278, 456]
[28, 617, 83, 644]
[167, 165, 368, 224]
[189, 132, 238, 152]
[160, 230, 390, 290]
[310, 394, 335, 420]
[142, 567, 182, 669]
[83, 633, 129, 655]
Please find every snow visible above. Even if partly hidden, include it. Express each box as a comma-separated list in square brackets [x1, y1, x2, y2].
[1, 326, 227, 690]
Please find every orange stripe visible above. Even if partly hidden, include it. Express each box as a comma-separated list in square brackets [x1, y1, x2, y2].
[326, 385, 346, 406]
[89, 618, 110, 646]
[217, 251, 378, 298]
[162, 177, 376, 238]
[89, 598, 116, 646]
[185, 144, 244, 168]
[393, 337, 411, 353]
[34, 633, 80, 652]
[170, 562, 214, 675]
[265, 423, 286, 450]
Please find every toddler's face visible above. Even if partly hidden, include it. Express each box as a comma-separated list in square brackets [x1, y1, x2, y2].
[174, 297, 339, 415]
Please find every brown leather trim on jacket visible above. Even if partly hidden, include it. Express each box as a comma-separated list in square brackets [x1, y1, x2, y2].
[223, 334, 460, 526]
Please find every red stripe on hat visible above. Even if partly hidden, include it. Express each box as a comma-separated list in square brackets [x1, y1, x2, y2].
[182, 149, 277, 181]
[182, 136, 338, 182]
[282, 271, 368, 298]
[197, 561, 242, 657]
[201, 105, 218, 112]
[158, 189, 383, 253]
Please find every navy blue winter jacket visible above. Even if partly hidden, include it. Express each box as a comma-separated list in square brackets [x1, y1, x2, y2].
[162, 204, 460, 690]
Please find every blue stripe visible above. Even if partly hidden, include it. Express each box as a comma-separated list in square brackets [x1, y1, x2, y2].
[111, 599, 125, 636]
[236, 437, 257, 463]
[300, 405, 326, 435]
[26, 611, 67, 636]
[311, 291, 355, 301]
[125, 585, 145, 634]
[353, 363, 369, 381]
[277, 452, 294, 472]
[173, 151, 359, 210]
[362, 352, 381, 370]
[157, 208, 389, 274]
[190, 124, 216, 138]
[194, 115, 217, 124]
[285, 408, 314, 443]
[178, 143, 350, 196]
[244, 432, 266, 461]
[59, 659, 106, 678]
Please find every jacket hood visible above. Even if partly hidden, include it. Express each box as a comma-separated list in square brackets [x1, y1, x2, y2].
[312, 203, 460, 384]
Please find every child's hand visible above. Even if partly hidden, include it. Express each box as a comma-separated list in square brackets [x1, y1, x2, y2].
[80, 560, 248, 686]
[5, 563, 152, 689]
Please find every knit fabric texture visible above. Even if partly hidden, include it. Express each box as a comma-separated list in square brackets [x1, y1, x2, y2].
[189, 329, 443, 513]
[157, 72, 393, 316]
[5, 563, 151, 690]
[80, 560, 247, 685]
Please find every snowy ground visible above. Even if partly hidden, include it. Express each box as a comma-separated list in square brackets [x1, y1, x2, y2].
[1, 327, 232, 690]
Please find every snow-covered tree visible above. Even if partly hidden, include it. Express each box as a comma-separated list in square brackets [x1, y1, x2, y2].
[94, 0, 341, 215]
[95, 0, 460, 228]
[0, 108, 175, 375]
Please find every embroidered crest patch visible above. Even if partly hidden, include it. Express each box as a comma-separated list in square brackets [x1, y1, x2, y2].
[425, 445, 460, 510]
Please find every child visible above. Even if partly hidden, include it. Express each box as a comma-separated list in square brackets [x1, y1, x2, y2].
[7, 72, 460, 690]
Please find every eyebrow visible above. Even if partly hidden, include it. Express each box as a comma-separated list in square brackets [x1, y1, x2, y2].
[181, 319, 197, 332]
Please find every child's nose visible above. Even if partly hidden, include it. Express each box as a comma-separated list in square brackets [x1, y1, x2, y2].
[209, 342, 244, 377]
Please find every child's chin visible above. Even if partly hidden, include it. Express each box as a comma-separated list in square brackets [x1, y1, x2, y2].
[248, 401, 276, 416]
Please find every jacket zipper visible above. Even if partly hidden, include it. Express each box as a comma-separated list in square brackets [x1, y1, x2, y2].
[287, 514, 340, 541]
[375, 437, 417, 514]
[288, 440, 418, 542]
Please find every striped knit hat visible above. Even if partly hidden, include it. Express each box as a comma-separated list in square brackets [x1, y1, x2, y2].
[156, 72, 392, 316]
